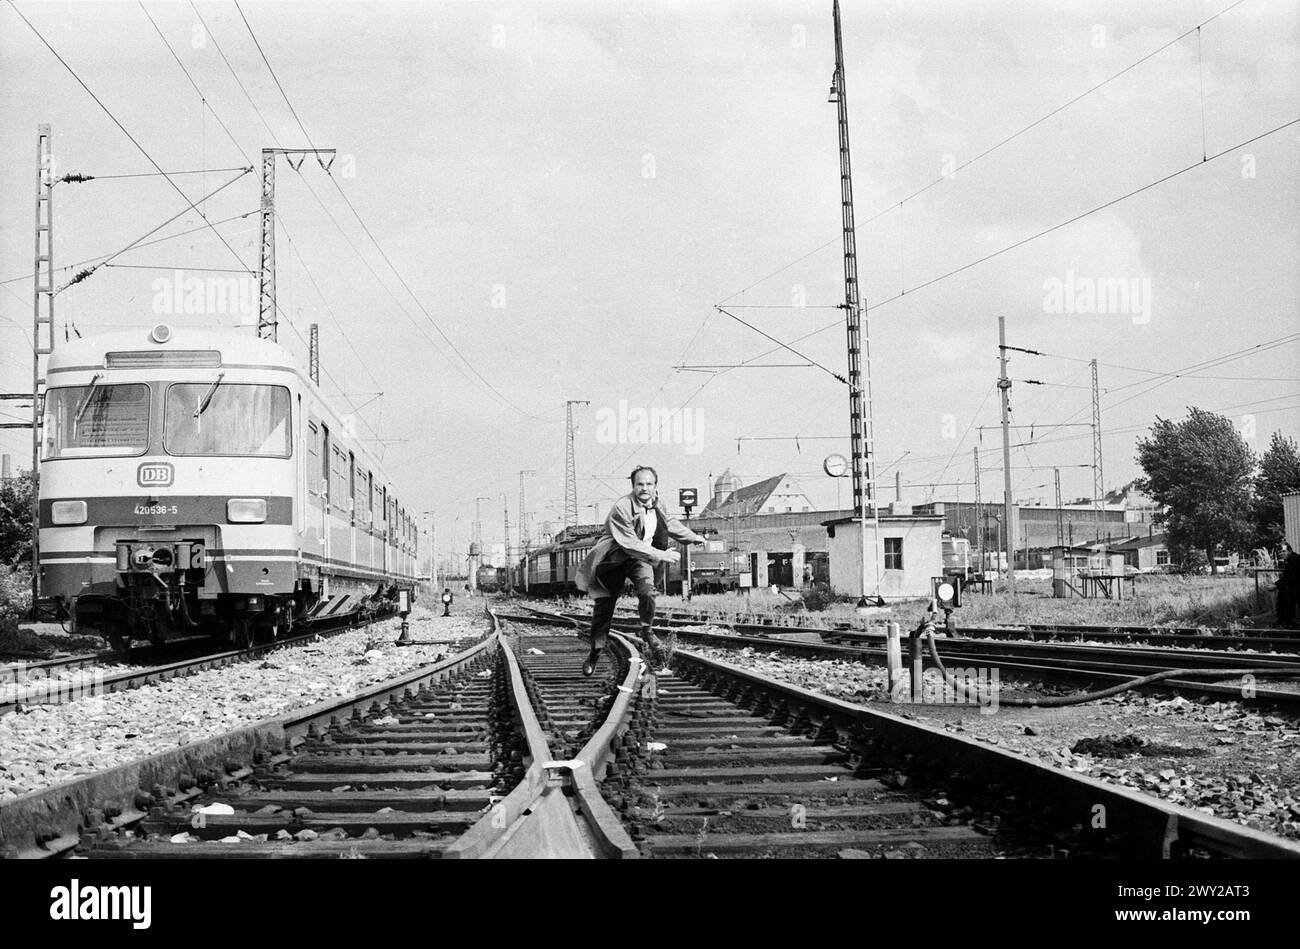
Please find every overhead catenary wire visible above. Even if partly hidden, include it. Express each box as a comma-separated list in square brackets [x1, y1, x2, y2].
[6, 1, 252, 274]
[710, 0, 1249, 312]
[591, 0, 1265, 494]
[138, 1, 255, 168]
[52, 168, 254, 293]
[855, 0, 1250, 235]
[137, 1, 395, 435]
[221, 1, 547, 424]
[0, 211, 259, 287]
[55, 166, 252, 183]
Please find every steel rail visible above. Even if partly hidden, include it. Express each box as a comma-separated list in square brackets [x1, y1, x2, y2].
[635, 604, 1300, 649]
[0, 609, 394, 717]
[585, 615, 1300, 711]
[0, 628, 496, 859]
[667, 645, 1300, 859]
[445, 612, 636, 858]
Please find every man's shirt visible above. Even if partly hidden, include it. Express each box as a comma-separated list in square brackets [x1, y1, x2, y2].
[640, 504, 657, 542]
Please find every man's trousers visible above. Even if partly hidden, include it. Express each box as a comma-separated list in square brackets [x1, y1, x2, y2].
[588, 557, 657, 650]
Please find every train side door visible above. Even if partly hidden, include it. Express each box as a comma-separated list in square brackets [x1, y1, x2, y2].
[348, 450, 357, 566]
[365, 471, 374, 572]
[320, 424, 331, 563]
[381, 487, 388, 575]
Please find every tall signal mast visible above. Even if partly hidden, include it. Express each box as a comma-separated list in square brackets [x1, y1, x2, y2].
[829, 1, 882, 607]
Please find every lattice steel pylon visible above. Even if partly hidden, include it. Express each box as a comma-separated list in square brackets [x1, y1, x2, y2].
[1091, 359, 1104, 542]
[258, 148, 336, 342]
[564, 400, 589, 530]
[829, 0, 881, 605]
[519, 469, 536, 557]
[309, 323, 319, 385]
[31, 125, 55, 608]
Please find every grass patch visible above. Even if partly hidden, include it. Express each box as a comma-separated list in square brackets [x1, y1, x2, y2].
[657, 574, 1270, 630]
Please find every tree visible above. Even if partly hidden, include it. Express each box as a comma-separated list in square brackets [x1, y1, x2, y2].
[1135, 408, 1254, 574]
[0, 470, 37, 566]
[1253, 432, 1300, 549]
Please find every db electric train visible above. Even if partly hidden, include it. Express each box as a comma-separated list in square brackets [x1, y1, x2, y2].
[38, 324, 419, 651]
[510, 528, 976, 599]
[510, 525, 741, 597]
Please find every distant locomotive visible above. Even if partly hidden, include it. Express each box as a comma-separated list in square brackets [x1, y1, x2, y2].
[512, 524, 734, 597]
[475, 565, 508, 594]
[38, 325, 419, 651]
[941, 533, 974, 581]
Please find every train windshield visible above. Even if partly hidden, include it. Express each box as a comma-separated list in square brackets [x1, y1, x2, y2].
[164, 383, 291, 457]
[43, 383, 151, 458]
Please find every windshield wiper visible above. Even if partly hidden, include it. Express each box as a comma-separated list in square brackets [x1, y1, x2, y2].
[72, 373, 104, 427]
[193, 373, 226, 418]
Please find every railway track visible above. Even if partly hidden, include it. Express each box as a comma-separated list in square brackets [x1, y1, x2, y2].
[508, 608, 1300, 858]
[559, 606, 1300, 710]
[627, 604, 1300, 653]
[0, 612, 635, 860]
[0, 609, 397, 717]
[7, 607, 1298, 859]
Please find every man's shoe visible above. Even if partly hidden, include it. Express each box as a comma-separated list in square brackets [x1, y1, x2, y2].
[643, 629, 663, 668]
[582, 649, 601, 677]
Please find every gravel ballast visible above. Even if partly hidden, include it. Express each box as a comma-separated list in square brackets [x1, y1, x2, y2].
[685, 639, 1300, 842]
[0, 611, 488, 803]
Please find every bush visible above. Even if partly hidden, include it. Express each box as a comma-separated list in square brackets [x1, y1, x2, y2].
[1175, 550, 1209, 575]
[795, 584, 852, 613]
[0, 566, 33, 638]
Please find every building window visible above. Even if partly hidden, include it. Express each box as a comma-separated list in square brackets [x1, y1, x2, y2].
[884, 537, 903, 570]
[1156, 549, 1169, 565]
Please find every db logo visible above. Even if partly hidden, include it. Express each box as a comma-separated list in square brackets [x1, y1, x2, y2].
[137, 462, 174, 488]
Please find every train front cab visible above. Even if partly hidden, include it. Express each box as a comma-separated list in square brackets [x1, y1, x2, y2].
[38, 332, 300, 647]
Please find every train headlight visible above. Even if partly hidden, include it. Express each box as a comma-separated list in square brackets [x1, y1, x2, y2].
[150, 323, 172, 344]
[227, 498, 267, 523]
[51, 500, 87, 525]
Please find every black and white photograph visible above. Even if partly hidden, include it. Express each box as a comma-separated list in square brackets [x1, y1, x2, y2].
[0, 0, 1297, 925]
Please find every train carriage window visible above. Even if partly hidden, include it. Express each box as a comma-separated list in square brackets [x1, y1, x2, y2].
[42, 383, 150, 459]
[367, 472, 375, 526]
[321, 424, 331, 502]
[164, 384, 291, 457]
[348, 452, 356, 515]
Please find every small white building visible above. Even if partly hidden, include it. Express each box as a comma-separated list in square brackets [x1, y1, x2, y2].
[823, 511, 946, 599]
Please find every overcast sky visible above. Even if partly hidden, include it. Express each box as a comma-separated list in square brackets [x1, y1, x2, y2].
[1, 0, 1296, 558]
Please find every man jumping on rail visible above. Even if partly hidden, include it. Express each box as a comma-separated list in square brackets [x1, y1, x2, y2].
[575, 465, 705, 676]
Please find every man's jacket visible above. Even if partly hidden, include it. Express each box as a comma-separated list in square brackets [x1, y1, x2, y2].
[575, 492, 703, 595]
